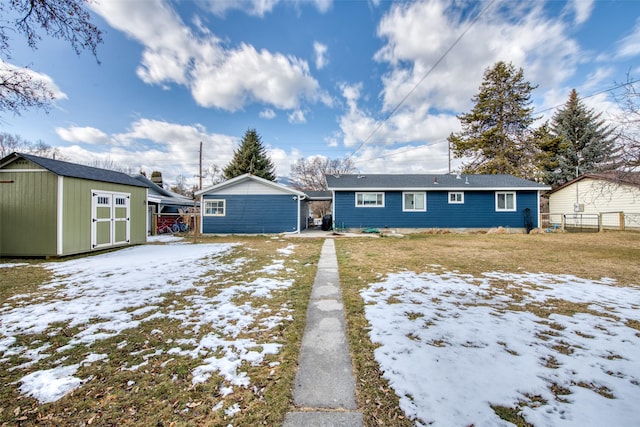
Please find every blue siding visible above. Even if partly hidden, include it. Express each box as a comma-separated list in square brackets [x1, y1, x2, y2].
[202, 194, 299, 233]
[333, 191, 538, 229]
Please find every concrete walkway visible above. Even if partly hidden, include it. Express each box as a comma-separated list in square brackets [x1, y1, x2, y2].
[283, 238, 363, 427]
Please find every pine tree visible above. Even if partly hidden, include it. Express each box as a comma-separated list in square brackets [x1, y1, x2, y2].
[532, 122, 566, 185]
[548, 89, 618, 187]
[448, 61, 539, 178]
[223, 129, 276, 181]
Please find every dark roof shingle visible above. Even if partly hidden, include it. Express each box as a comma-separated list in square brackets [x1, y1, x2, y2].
[325, 174, 549, 190]
[4, 153, 148, 188]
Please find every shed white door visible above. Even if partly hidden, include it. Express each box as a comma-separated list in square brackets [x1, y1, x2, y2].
[91, 190, 131, 249]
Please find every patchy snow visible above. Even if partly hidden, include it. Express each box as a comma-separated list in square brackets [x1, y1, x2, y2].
[0, 241, 296, 405]
[361, 267, 640, 426]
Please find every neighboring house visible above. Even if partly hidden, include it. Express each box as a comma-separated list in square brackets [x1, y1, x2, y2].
[548, 173, 640, 229]
[0, 152, 148, 257]
[195, 173, 308, 234]
[326, 173, 550, 231]
[132, 174, 195, 234]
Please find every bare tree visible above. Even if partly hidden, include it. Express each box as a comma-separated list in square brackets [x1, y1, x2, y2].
[290, 156, 355, 219]
[0, 0, 102, 116]
[0, 132, 60, 158]
[207, 163, 225, 186]
[290, 156, 355, 191]
[613, 76, 640, 172]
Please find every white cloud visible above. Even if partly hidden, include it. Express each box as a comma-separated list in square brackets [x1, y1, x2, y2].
[268, 146, 303, 177]
[312, 0, 333, 14]
[566, 0, 594, 25]
[615, 18, 640, 59]
[260, 108, 276, 119]
[191, 43, 320, 111]
[56, 118, 237, 188]
[0, 60, 67, 102]
[91, 0, 325, 113]
[55, 126, 110, 145]
[336, 0, 585, 160]
[288, 109, 306, 124]
[313, 41, 329, 70]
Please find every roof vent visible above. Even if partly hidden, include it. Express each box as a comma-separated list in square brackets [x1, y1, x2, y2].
[357, 174, 366, 179]
[465, 177, 469, 185]
[433, 176, 439, 184]
[456, 173, 462, 180]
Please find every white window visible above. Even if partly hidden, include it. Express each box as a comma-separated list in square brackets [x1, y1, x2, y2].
[403, 192, 426, 211]
[448, 192, 464, 204]
[496, 192, 516, 211]
[97, 196, 110, 205]
[204, 199, 226, 216]
[356, 192, 384, 207]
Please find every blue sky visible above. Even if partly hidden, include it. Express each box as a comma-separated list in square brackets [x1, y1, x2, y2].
[3, 0, 640, 188]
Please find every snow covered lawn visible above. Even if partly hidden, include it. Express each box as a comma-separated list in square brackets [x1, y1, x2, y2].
[362, 266, 640, 426]
[0, 237, 314, 424]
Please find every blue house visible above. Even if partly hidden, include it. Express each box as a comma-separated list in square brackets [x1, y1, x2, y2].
[326, 174, 550, 232]
[195, 173, 308, 234]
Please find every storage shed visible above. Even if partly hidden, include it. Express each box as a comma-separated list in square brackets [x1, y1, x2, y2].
[0, 152, 149, 257]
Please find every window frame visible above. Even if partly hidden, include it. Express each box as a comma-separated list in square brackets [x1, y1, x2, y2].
[495, 192, 516, 212]
[402, 191, 426, 212]
[203, 199, 226, 216]
[355, 192, 385, 207]
[448, 192, 464, 204]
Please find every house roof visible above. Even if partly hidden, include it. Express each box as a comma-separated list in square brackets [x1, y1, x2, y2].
[1, 152, 148, 188]
[303, 190, 333, 200]
[325, 174, 550, 191]
[132, 174, 194, 205]
[195, 173, 307, 197]
[549, 172, 640, 194]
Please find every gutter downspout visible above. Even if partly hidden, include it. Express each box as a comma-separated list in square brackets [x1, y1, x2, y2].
[56, 176, 64, 255]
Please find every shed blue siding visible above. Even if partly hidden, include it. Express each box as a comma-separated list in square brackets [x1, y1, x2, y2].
[202, 194, 299, 234]
[333, 190, 538, 229]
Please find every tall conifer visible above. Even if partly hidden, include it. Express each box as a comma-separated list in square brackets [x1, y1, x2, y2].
[548, 89, 618, 187]
[448, 61, 538, 178]
[223, 129, 277, 181]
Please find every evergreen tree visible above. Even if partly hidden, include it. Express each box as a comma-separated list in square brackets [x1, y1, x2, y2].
[548, 89, 618, 187]
[448, 61, 539, 178]
[532, 122, 566, 185]
[223, 129, 276, 181]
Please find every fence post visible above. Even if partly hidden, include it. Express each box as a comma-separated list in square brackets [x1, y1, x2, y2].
[561, 214, 565, 231]
[620, 212, 625, 231]
[152, 213, 158, 236]
[599, 213, 603, 232]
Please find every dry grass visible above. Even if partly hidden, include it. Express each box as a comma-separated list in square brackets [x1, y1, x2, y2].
[0, 236, 323, 427]
[335, 231, 639, 426]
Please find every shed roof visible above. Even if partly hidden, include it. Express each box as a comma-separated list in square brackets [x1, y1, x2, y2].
[132, 174, 194, 205]
[325, 174, 549, 191]
[1, 152, 148, 188]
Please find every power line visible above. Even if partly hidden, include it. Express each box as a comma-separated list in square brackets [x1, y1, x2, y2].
[346, 0, 496, 161]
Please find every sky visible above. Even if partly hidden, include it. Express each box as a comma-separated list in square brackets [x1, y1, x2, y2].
[3, 0, 640, 188]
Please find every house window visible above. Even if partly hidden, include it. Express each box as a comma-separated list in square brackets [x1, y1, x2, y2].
[448, 192, 464, 204]
[496, 192, 516, 211]
[97, 196, 110, 205]
[403, 192, 426, 211]
[356, 192, 384, 207]
[204, 199, 225, 216]
[115, 197, 127, 206]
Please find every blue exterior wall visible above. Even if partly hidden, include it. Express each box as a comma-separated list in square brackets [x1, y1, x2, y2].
[202, 194, 299, 234]
[333, 190, 539, 229]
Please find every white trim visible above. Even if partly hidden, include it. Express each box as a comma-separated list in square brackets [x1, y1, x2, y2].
[0, 169, 48, 173]
[355, 192, 385, 207]
[328, 186, 550, 191]
[203, 199, 226, 216]
[296, 196, 301, 234]
[495, 191, 516, 212]
[402, 192, 426, 212]
[448, 191, 464, 204]
[57, 176, 64, 255]
[195, 173, 306, 197]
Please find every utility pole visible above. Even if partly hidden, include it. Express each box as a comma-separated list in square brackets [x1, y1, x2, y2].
[199, 141, 203, 190]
